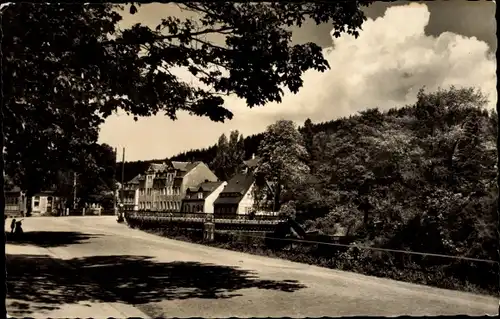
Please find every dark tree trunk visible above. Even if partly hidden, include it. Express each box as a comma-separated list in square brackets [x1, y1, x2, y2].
[1, 22, 7, 311]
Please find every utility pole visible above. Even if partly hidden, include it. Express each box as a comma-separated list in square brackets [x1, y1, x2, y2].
[120, 147, 125, 217]
[113, 147, 117, 214]
[73, 172, 77, 210]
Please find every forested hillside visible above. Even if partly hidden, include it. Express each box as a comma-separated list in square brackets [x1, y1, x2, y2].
[251, 86, 498, 295]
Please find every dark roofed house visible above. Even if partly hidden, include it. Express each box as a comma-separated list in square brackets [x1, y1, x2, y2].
[181, 180, 227, 214]
[213, 172, 257, 218]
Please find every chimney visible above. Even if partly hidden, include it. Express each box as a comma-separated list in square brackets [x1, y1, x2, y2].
[252, 153, 255, 160]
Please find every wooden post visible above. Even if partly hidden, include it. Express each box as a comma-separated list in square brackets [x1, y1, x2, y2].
[203, 221, 215, 242]
[204, 222, 215, 241]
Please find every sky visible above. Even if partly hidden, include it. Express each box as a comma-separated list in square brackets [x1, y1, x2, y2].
[98, 1, 497, 161]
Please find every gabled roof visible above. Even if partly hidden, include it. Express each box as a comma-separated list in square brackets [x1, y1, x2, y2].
[185, 181, 225, 200]
[243, 157, 259, 168]
[199, 181, 224, 193]
[6, 185, 22, 193]
[221, 172, 255, 195]
[174, 161, 202, 178]
[214, 173, 255, 206]
[34, 190, 56, 197]
[148, 163, 167, 172]
[171, 161, 189, 171]
[172, 161, 202, 172]
[127, 174, 141, 184]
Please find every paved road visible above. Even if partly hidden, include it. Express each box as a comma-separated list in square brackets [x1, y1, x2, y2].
[5, 216, 498, 318]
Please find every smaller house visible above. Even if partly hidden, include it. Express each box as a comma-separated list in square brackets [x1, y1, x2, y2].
[5, 186, 27, 217]
[31, 191, 63, 216]
[181, 180, 227, 214]
[213, 173, 256, 218]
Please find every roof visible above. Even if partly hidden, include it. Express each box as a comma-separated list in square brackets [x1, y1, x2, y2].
[198, 181, 224, 193]
[172, 161, 201, 172]
[174, 161, 201, 178]
[214, 173, 255, 206]
[171, 161, 189, 171]
[6, 185, 22, 193]
[243, 157, 259, 168]
[213, 196, 243, 205]
[185, 181, 224, 200]
[34, 190, 56, 196]
[221, 172, 255, 194]
[149, 163, 167, 172]
[127, 174, 141, 184]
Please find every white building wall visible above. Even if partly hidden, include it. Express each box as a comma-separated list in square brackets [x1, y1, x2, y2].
[133, 188, 139, 211]
[236, 183, 256, 215]
[32, 195, 54, 215]
[203, 182, 227, 214]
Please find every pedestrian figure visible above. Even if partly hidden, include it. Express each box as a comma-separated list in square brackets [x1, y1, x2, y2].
[10, 219, 16, 234]
[14, 219, 24, 235]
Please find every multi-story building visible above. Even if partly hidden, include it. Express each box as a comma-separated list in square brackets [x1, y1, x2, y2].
[121, 174, 141, 212]
[181, 181, 227, 214]
[137, 161, 218, 212]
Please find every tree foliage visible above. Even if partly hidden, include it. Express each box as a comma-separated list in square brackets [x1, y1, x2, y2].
[255, 120, 310, 211]
[2, 2, 370, 199]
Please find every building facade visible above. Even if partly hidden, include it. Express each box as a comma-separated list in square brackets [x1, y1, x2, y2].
[137, 161, 218, 212]
[213, 173, 256, 218]
[121, 174, 141, 212]
[213, 156, 276, 218]
[181, 181, 227, 214]
[5, 186, 27, 217]
[31, 191, 62, 216]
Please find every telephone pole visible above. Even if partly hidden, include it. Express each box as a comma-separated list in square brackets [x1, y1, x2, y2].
[73, 172, 77, 210]
[113, 147, 117, 215]
[120, 147, 125, 216]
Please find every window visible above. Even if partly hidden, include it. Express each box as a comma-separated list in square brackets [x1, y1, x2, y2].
[197, 192, 203, 199]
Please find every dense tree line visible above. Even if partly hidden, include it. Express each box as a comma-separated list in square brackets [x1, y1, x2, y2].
[254, 86, 498, 294]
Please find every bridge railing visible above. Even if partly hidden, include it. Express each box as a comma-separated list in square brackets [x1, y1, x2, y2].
[133, 210, 283, 221]
[125, 211, 285, 228]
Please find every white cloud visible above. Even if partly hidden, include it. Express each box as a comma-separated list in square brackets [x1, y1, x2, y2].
[99, 3, 496, 161]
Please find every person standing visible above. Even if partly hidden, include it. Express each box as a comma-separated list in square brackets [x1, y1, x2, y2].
[10, 219, 16, 234]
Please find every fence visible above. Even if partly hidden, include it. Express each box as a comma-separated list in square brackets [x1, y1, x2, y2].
[125, 211, 285, 232]
[134, 210, 282, 220]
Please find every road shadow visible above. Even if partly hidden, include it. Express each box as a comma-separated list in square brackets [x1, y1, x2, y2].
[6, 254, 307, 315]
[5, 231, 101, 248]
